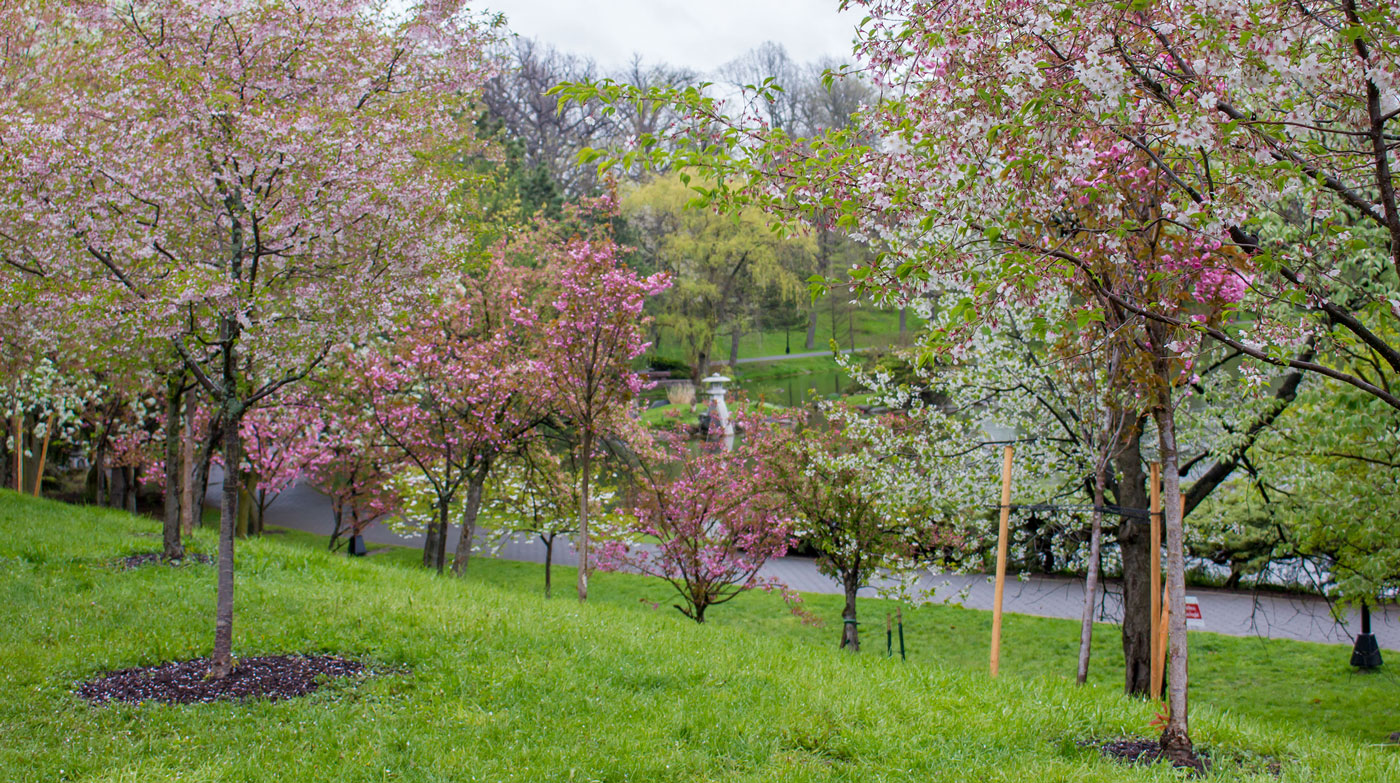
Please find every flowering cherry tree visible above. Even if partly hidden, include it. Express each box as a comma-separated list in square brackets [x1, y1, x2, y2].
[762, 405, 969, 651]
[354, 260, 549, 576]
[0, 0, 493, 677]
[553, 0, 1400, 756]
[539, 206, 670, 601]
[597, 425, 791, 623]
[483, 439, 584, 598]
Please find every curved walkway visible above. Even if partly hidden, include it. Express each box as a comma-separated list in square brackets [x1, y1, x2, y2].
[231, 473, 1399, 652]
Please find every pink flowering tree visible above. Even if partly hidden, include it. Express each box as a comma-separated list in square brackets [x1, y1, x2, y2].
[539, 211, 670, 601]
[597, 423, 791, 623]
[235, 400, 327, 537]
[553, 0, 1400, 755]
[301, 393, 403, 552]
[0, 0, 493, 677]
[354, 260, 551, 576]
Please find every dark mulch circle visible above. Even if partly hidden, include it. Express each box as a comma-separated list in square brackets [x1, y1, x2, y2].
[1096, 737, 1211, 775]
[120, 552, 213, 569]
[77, 655, 366, 705]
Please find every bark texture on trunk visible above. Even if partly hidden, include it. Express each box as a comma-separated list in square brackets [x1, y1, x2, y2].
[577, 430, 593, 602]
[452, 462, 490, 576]
[191, 419, 220, 525]
[1114, 426, 1154, 696]
[162, 374, 185, 560]
[210, 400, 243, 679]
[543, 534, 554, 598]
[840, 574, 860, 652]
[728, 330, 741, 368]
[422, 502, 441, 569]
[180, 392, 196, 535]
[1076, 463, 1108, 685]
[124, 467, 137, 513]
[434, 500, 449, 574]
[1154, 397, 1193, 760]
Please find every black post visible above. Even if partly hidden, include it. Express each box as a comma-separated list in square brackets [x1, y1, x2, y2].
[886, 612, 893, 658]
[1350, 601, 1383, 669]
[897, 606, 906, 662]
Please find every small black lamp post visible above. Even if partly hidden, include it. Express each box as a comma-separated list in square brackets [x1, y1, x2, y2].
[1350, 601, 1383, 669]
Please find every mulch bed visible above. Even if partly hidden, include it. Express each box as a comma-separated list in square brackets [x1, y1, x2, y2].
[1097, 737, 1211, 775]
[120, 552, 213, 569]
[77, 655, 365, 705]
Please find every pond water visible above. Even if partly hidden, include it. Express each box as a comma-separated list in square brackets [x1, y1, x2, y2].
[732, 369, 853, 407]
[645, 368, 854, 410]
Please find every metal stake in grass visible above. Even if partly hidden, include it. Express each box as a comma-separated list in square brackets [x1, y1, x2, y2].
[897, 606, 906, 662]
[886, 612, 893, 658]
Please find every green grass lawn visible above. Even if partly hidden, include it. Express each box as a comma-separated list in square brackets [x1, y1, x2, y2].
[651, 305, 917, 366]
[2, 490, 1397, 781]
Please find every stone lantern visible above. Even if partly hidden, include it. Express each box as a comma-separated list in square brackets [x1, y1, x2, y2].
[701, 374, 734, 437]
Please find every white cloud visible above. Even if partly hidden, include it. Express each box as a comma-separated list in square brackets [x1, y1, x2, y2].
[478, 0, 861, 74]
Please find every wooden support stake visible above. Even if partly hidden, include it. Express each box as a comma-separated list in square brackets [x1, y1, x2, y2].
[32, 411, 54, 497]
[990, 444, 1014, 677]
[1148, 461, 1162, 692]
[1152, 589, 1171, 701]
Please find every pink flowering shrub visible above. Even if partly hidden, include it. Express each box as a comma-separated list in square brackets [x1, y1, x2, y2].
[597, 423, 791, 623]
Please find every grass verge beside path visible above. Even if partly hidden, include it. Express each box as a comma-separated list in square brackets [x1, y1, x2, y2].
[345, 531, 1400, 748]
[2, 491, 1396, 782]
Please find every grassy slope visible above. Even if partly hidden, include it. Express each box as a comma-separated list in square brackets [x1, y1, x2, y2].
[1, 492, 1395, 782]
[652, 307, 916, 365]
[353, 533, 1400, 748]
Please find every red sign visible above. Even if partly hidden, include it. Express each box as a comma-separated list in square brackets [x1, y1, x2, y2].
[1184, 596, 1204, 628]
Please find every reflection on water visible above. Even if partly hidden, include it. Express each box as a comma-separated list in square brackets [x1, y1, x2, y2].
[733, 371, 852, 407]
[645, 369, 854, 410]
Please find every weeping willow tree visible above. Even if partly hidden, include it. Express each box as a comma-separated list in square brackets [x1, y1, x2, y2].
[622, 173, 812, 377]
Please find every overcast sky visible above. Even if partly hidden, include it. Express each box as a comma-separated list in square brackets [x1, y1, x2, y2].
[477, 0, 861, 75]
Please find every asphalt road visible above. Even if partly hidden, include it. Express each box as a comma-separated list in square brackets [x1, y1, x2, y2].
[223, 470, 1399, 652]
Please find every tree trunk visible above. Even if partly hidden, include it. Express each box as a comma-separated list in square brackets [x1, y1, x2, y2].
[1154, 393, 1193, 760]
[543, 534, 554, 598]
[191, 419, 220, 526]
[1076, 461, 1108, 685]
[210, 398, 243, 679]
[434, 499, 449, 575]
[124, 467, 137, 513]
[93, 444, 106, 506]
[0, 425, 9, 493]
[729, 330, 741, 368]
[452, 462, 490, 576]
[423, 502, 441, 569]
[180, 391, 196, 535]
[840, 573, 860, 651]
[577, 429, 593, 602]
[108, 467, 126, 509]
[804, 309, 819, 350]
[162, 373, 185, 560]
[1114, 422, 1153, 696]
[235, 480, 253, 538]
[329, 501, 344, 550]
[898, 307, 908, 339]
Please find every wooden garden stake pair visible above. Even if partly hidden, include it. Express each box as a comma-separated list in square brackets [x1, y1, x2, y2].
[1148, 462, 1180, 703]
[10, 409, 55, 497]
[990, 445, 1013, 677]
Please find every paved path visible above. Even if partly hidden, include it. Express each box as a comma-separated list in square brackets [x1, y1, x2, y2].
[232, 471, 1400, 652]
[734, 348, 865, 365]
